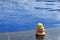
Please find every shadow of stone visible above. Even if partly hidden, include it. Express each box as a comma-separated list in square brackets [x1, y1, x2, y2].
[36, 35, 45, 40]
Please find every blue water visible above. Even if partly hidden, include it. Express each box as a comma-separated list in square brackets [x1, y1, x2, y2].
[0, 0, 60, 32]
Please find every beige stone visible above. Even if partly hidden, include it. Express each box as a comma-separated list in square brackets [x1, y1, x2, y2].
[36, 23, 45, 36]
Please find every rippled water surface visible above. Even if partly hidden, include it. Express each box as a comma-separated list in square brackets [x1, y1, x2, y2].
[0, 0, 60, 32]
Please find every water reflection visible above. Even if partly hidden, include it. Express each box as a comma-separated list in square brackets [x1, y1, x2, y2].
[36, 36, 45, 40]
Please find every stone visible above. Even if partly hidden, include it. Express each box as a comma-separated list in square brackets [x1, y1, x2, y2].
[36, 23, 45, 36]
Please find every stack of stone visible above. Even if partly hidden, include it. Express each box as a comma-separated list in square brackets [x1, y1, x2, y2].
[36, 23, 45, 36]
